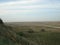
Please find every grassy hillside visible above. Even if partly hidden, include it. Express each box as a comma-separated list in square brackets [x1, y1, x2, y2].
[0, 22, 60, 45]
[18, 32, 60, 45]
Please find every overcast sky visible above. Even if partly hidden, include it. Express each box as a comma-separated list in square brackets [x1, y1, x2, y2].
[0, 0, 60, 22]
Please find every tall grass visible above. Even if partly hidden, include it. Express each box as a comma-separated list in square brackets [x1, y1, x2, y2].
[0, 23, 60, 45]
[18, 31, 60, 45]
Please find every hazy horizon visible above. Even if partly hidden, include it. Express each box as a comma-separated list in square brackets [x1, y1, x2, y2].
[0, 0, 60, 22]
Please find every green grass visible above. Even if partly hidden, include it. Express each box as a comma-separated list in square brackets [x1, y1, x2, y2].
[0, 23, 60, 45]
[10, 25, 60, 45]
[18, 31, 60, 45]
[1, 30, 60, 45]
[0, 36, 17, 45]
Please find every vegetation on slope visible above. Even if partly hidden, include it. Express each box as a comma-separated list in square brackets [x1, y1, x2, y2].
[0, 19, 37, 45]
[0, 19, 60, 45]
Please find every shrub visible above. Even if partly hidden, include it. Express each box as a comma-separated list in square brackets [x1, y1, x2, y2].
[28, 29, 34, 33]
[41, 29, 45, 32]
[18, 32, 24, 36]
[0, 19, 4, 24]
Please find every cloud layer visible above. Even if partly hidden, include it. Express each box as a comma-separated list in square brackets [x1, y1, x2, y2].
[0, 0, 60, 22]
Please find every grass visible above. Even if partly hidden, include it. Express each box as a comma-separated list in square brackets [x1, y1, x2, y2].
[9, 25, 60, 45]
[0, 22, 60, 45]
[17, 31, 60, 45]
[0, 30, 60, 45]
[0, 36, 17, 45]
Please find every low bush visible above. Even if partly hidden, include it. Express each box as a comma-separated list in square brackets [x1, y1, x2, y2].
[18, 32, 24, 36]
[41, 29, 45, 32]
[28, 29, 34, 33]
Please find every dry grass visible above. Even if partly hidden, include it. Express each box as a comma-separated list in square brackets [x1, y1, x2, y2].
[0, 22, 59, 45]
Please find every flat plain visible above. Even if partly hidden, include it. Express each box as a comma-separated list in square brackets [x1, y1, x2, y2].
[5, 22, 60, 32]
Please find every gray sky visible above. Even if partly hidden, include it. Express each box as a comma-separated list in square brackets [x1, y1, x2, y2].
[0, 0, 60, 22]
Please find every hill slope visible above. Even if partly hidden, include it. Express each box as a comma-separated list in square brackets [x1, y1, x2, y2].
[0, 19, 37, 45]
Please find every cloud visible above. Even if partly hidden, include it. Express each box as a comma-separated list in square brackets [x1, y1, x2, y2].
[0, 0, 60, 15]
[0, 0, 60, 9]
[0, 0, 33, 15]
[0, 0, 60, 22]
[0, 10, 32, 15]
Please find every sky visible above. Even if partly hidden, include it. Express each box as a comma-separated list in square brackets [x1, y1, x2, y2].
[0, 0, 60, 22]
